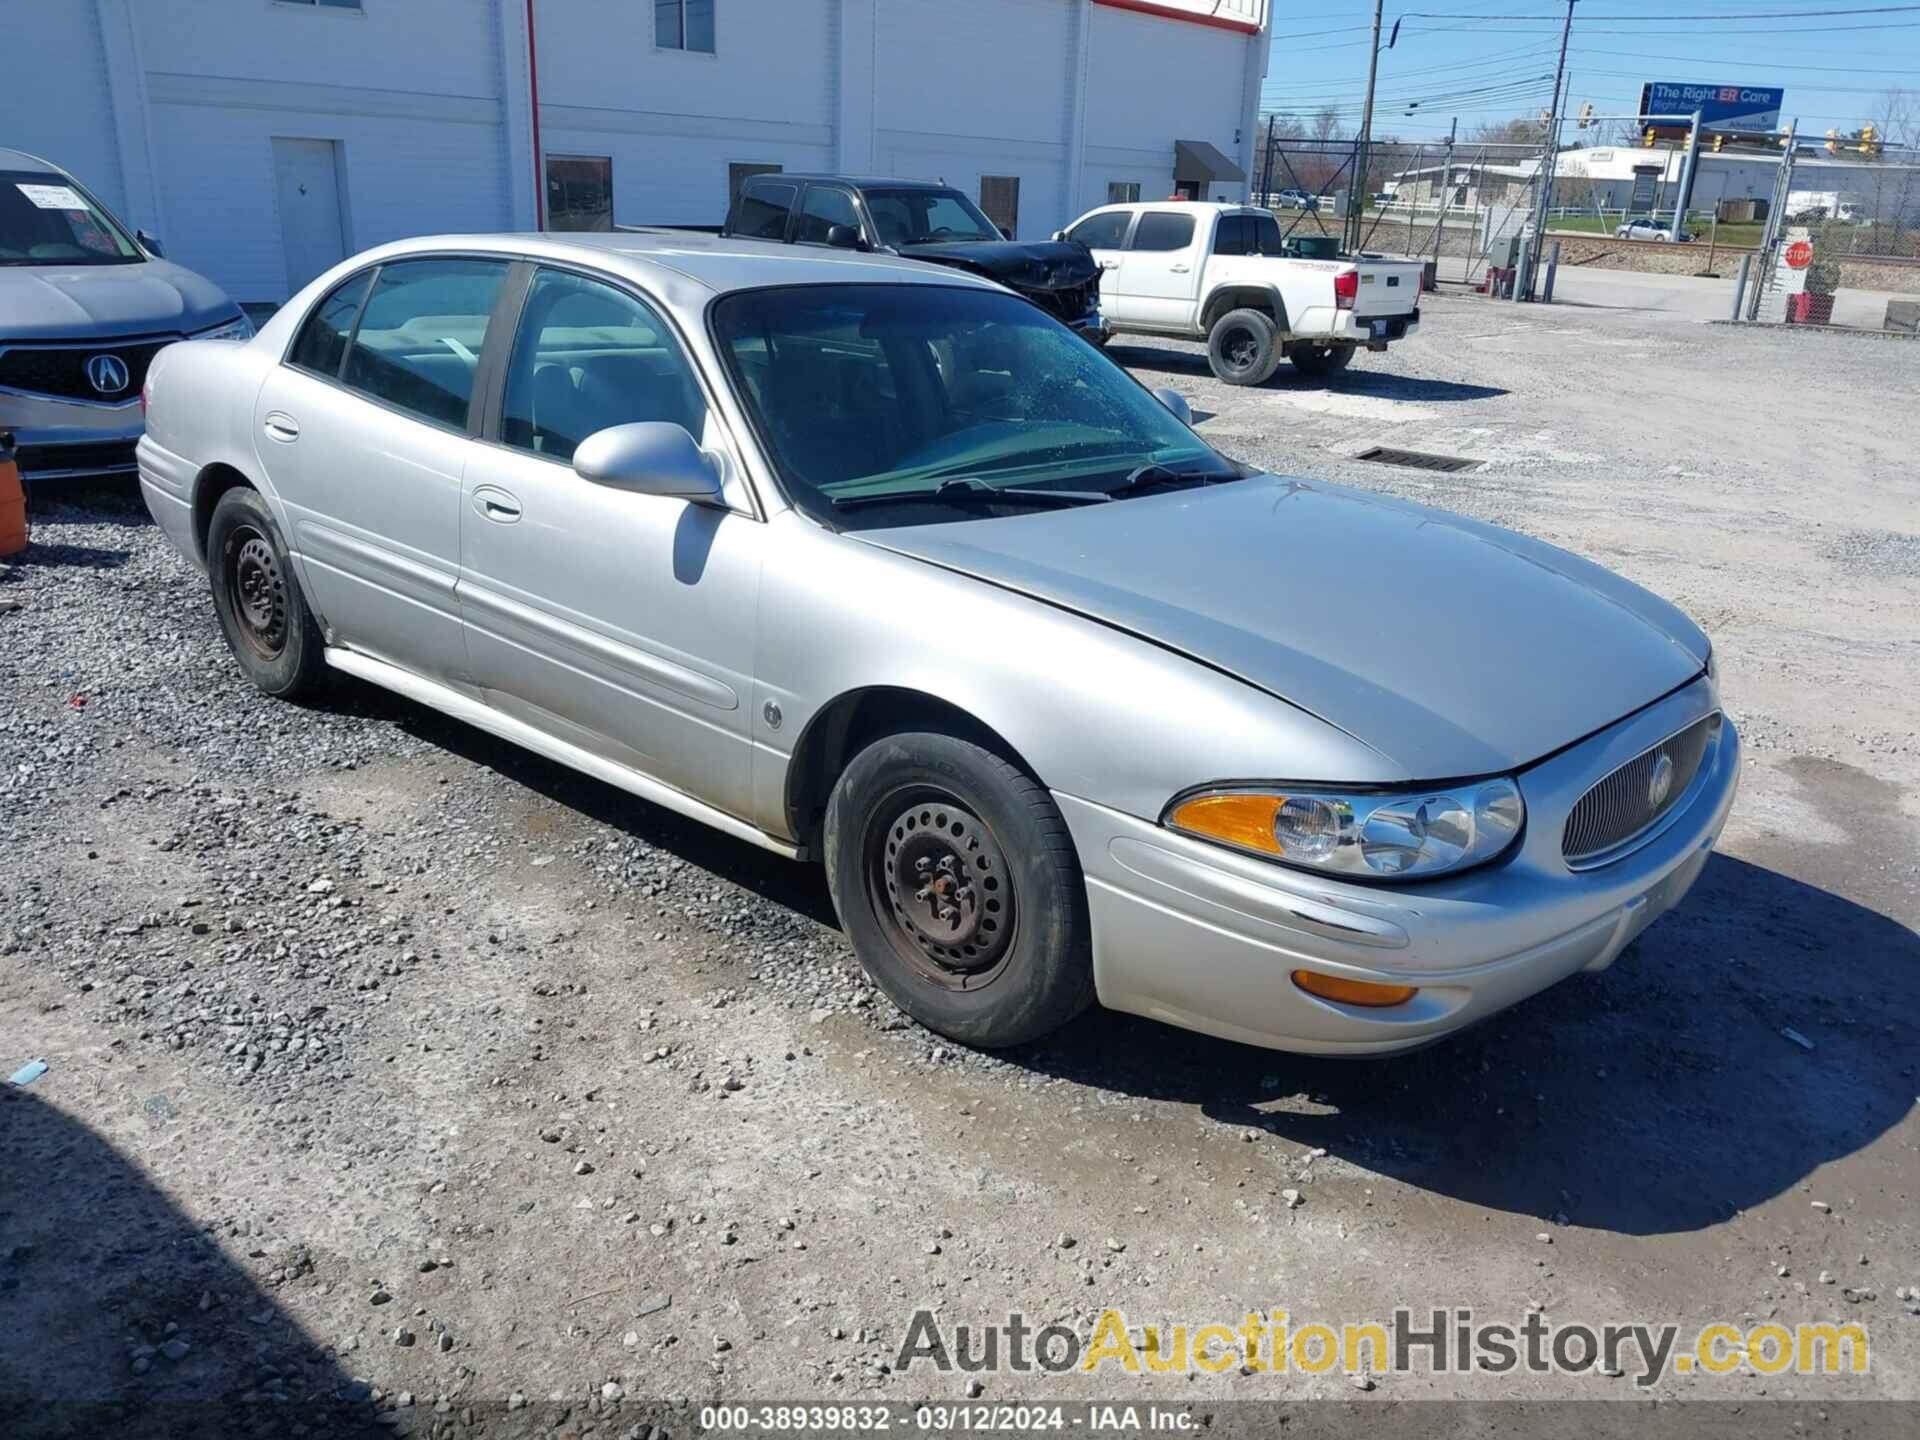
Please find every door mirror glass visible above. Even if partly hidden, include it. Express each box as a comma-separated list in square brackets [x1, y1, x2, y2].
[1051, 229, 1065, 242]
[573, 422, 724, 504]
[825, 223, 861, 250]
[1152, 387, 1192, 427]
[136, 229, 164, 257]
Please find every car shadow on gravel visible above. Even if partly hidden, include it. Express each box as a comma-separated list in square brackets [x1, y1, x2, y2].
[1007, 852, 1920, 1238]
[1105, 343, 1508, 403]
[0, 1085, 387, 1440]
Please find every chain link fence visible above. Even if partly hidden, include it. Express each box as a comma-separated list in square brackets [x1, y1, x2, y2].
[1742, 150, 1920, 332]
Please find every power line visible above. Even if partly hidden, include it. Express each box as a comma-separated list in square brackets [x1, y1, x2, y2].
[1397, 5, 1920, 18]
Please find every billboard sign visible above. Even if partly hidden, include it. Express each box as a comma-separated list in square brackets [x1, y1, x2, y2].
[1639, 82, 1784, 133]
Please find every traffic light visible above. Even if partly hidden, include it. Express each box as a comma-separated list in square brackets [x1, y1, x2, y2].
[1711, 134, 1726, 153]
[1860, 124, 1880, 155]
[1577, 101, 1594, 129]
[1642, 128, 1657, 148]
[1826, 129, 1840, 154]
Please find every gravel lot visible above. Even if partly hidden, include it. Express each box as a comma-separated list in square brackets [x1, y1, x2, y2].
[3, 293, 1917, 1438]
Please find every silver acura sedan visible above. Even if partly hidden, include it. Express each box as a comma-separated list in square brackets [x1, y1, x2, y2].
[137, 231, 1738, 1055]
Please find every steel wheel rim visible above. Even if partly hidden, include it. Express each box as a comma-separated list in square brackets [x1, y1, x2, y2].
[864, 786, 1017, 991]
[226, 525, 288, 661]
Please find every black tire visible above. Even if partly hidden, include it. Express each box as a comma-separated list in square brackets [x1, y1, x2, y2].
[205, 486, 327, 699]
[823, 730, 1094, 1048]
[1289, 342, 1356, 380]
[1205, 307, 1282, 386]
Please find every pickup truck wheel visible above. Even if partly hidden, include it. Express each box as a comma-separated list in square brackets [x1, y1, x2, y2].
[1290, 343, 1355, 380]
[206, 486, 328, 700]
[823, 731, 1095, 1049]
[1206, 308, 1282, 386]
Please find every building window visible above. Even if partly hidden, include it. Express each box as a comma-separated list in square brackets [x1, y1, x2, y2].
[979, 176, 1019, 238]
[1107, 182, 1141, 204]
[656, 0, 715, 53]
[546, 155, 614, 232]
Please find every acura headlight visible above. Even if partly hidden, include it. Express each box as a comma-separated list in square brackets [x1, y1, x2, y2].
[1165, 778, 1525, 881]
[196, 313, 254, 342]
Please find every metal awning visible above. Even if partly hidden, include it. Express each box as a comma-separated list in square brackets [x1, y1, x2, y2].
[1174, 139, 1245, 184]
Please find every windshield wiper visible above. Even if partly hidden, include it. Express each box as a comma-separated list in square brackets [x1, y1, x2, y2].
[1099, 462, 1235, 499]
[831, 476, 1110, 512]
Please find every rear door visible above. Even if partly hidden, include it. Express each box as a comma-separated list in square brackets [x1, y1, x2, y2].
[454, 264, 763, 821]
[1113, 210, 1202, 329]
[253, 255, 511, 682]
[1063, 208, 1134, 311]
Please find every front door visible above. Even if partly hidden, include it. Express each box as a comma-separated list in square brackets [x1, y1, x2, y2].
[1063, 209, 1135, 313]
[254, 255, 510, 683]
[456, 265, 763, 822]
[271, 138, 347, 295]
[1114, 209, 1200, 328]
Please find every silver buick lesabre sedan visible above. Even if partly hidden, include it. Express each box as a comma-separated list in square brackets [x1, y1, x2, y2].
[137, 231, 1738, 1055]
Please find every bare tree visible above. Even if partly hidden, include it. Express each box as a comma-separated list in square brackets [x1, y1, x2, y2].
[1869, 86, 1916, 147]
[1313, 107, 1343, 142]
[1470, 115, 1546, 148]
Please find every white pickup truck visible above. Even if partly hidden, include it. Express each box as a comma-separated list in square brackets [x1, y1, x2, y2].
[1058, 202, 1423, 385]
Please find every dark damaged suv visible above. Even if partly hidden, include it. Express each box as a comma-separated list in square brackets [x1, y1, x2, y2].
[721, 174, 1105, 342]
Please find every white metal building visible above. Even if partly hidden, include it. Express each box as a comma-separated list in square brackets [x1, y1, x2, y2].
[4, 0, 1271, 303]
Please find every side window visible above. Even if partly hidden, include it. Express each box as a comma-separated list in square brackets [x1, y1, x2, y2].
[341, 258, 509, 429]
[733, 181, 797, 240]
[1130, 212, 1195, 252]
[793, 186, 861, 245]
[1250, 213, 1284, 256]
[1067, 211, 1130, 250]
[500, 268, 709, 463]
[1212, 215, 1250, 256]
[287, 270, 372, 378]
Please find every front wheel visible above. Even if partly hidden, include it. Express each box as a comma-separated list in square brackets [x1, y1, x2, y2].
[1289, 343, 1355, 380]
[823, 731, 1094, 1048]
[1206, 308, 1282, 386]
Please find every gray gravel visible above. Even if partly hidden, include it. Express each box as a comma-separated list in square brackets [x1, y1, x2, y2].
[2, 293, 1917, 1434]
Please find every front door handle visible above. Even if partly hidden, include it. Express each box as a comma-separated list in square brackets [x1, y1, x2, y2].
[263, 412, 300, 443]
[472, 485, 522, 523]
[1169, 262, 1191, 273]
[1099, 259, 1121, 270]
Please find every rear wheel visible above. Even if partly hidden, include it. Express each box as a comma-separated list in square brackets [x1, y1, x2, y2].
[1205, 307, 1282, 386]
[1289, 342, 1355, 380]
[206, 486, 327, 699]
[823, 731, 1094, 1048]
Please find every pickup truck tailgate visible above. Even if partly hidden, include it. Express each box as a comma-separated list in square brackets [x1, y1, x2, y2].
[1352, 259, 1423, 318]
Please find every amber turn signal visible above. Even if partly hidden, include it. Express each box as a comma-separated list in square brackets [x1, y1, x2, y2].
[1165, 792, 1284, 854]
[1291, 970, 1418, 1008]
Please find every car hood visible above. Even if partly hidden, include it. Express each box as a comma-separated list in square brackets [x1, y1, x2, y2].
[894, 240, 1098, 292]
[0, 258, 237, 340]
[855, 476, 1708, 779]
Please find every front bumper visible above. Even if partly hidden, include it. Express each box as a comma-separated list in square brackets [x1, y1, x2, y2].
[1067, 309, 1112, 343]
[1058, 678, 1738, 1055]
[0, 386, 143, 481]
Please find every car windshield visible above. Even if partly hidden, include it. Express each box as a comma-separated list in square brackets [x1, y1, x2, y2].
[0, 169, 143, 266]
[712, 283, 1233, 529]
[864, 188, 1002, 246]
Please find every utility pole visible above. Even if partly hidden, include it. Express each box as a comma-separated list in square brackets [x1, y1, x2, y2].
[1348, 0, 1385, 253]
[1523, 0, 1577, 298]
[1671, 107, 1704, 237]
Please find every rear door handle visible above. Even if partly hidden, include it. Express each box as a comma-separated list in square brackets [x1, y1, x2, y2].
[472, 485, 522, 523]
[263, 412, 300, 443]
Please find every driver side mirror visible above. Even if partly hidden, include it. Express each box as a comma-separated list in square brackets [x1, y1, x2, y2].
[999, 225, 1014, 240]
[1051, 229, 1066, 242]
[825, 223, 863, 250]
[573, 422, 725, 505]
[136, 229, 164, 257]
[1152, 387, 1192, 427]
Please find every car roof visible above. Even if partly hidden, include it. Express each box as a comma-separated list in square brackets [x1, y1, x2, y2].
[352, 229, 1007, 297]
[0, 146, 62, 173]
[760, 174, 953, 190]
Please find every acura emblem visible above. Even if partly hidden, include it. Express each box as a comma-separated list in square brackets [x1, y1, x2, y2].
[86, 353, 131, 396]
[1648, 749, 1675, 809]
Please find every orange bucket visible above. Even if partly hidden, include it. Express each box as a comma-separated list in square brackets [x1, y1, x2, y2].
[0, 430, 27, 558]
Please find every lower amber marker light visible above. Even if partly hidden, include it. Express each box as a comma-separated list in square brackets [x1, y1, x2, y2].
[1291, 970, 1418, 1007]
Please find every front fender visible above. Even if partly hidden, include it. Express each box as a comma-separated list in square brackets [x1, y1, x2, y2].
[746, 512, 1400, 841]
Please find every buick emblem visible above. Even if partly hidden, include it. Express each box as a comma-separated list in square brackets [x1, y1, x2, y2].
[86, 353, 131, 396]
[1648, 749, 1676, 809]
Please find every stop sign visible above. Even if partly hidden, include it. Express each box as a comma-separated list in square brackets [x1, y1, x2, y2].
[1785, 240, 1814, 269]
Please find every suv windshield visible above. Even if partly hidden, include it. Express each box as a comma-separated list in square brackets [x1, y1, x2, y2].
[712, 283, 1232, 529]
[0, 169, 142, 266]
[864, 188, 1001, 247]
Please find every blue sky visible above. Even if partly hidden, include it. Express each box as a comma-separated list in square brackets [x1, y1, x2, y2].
[1260, 1, 1920, 144]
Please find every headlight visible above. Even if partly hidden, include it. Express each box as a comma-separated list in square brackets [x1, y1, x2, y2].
[1165, 777, 1525, 881]
[196, 313, 254, 342]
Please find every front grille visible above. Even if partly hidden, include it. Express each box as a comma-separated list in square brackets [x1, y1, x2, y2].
[1562, 713, 1719, 867]
[1027, 281, 1094, 324]
[0, 336, 176, 402]
[15, 440, 140, 477]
